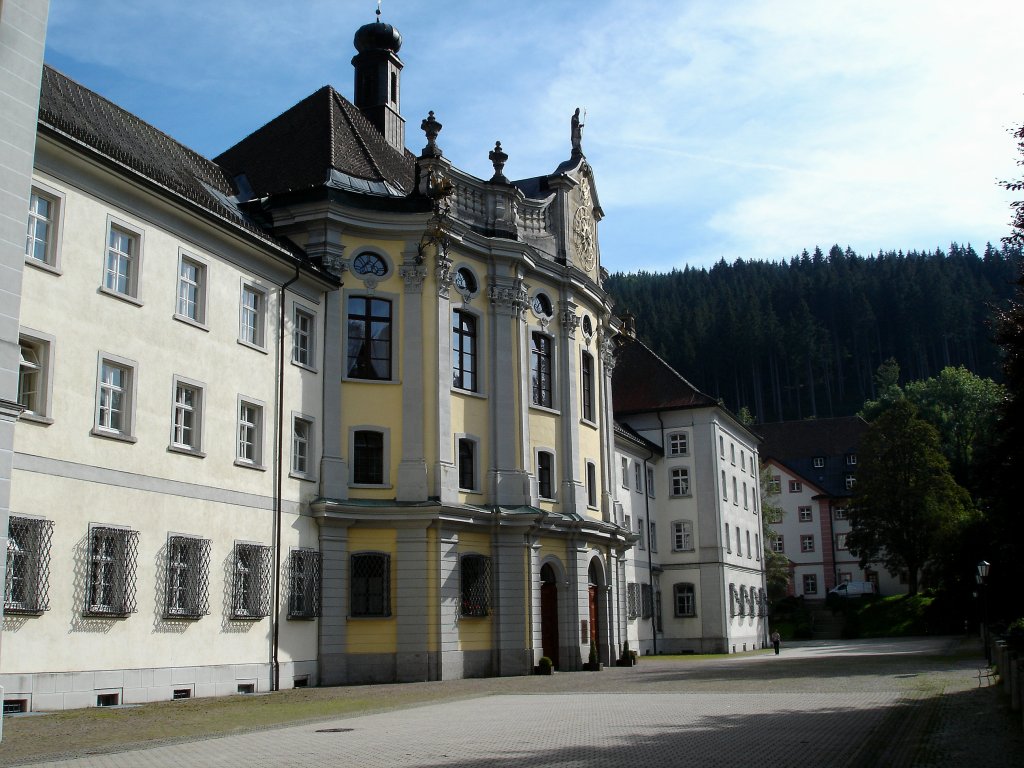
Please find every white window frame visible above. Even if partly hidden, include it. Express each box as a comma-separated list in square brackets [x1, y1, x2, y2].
[772, 535, 785, 553]
[789, 480, 802, 493]
[834, 507, 849, 520]
[101, 215, 144, 304]
[837, 533, 849, 550]
[813, 456, 825, 468]
[674, 583, 696, 617]
[17, 330, 55, 424]
[670, 467, 690, 497]
[164, 534, 210, 619]
[235, 396, 266, 469]
[846, 453, 857, 466]
[238, 280, 268, 351]
[845, 473, 857, 490]
[801, 534, 815, 553]
[174, 251, 208, 328]
[803, 573, 818, 595]
[620, 456, 629, 489]
[292, 302, 317, 370]
[649, 521, 658, 553]
[798, 506, 813, 522]
[529, 330, 556, 411]
[646, 466, 655, 498]
[291, 413, 316, 480]
[671, 520, 693, 552]
[169, 375, 205, 456]
[92, 352, 138, 442]
[633, 461, 642, 492]
[668, 431, 688, 456]
[25, 183, 64, 272]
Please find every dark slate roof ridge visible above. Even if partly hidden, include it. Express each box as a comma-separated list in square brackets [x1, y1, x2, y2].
[620, 335, 718, 408]
[614, 421, 663, 455]
[329, 88, 416, 191]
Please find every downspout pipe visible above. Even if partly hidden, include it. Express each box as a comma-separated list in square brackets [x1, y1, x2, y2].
[273, 264, 301, 692]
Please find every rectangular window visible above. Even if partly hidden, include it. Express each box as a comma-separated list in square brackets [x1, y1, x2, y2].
[458, 437, 476, 491]
[649, 521, 658, 553]
[452, 309, 477, 391]
[743, 482, 748, 509]
[768, 475, 781, 494]
[347, 296, 392, 379]
[176, 255, 206, 324]
[719, 435, 724, 457]
[846, 453, 857, 466]
[239, 284, 266, 348]
[5, 516, 54, 614]
[674, 583, 696, 617]
[293, 306, 315, 368]
[581, 351, 594, 421]
[640, 583, 653, 619]
[26, 189, 60, 266]
[530, 332, 553, 407]
[730, 443, 736, 465]
[18, 335, 52, 419]
[626, 582, 641, 619]
[772, 535, 784, 553]
[587, 461, 598, 508]
[288, 548, 322, 619]
[736, 528, 742, 557]
[813, 456, 825, 468]
[801, 534, 815, 553]
[845, 473, 857, 490]
[789, 480, 802, 493]
[350, 552, 391, 617]
[634, 462, 642, 492]
[798, 506, 813, 522]
[754, 534, 760, 561]
[171, 379, 203, 452]
[353, 429, 385, 485]
[671, 467, 690, 497]
[537, 451, 554, 499]
[803, 574, 818, 595]
[746, 530, 752, 558]
[104, 223, 140, 298]
[722, 470, 728, 500]
[164, 535, 210, 618]
[621, 457, 629, 488]
[232, 543, 271, 619]
[637, 517, 645, 551]
[646, 466, 655, 498]
[835, 507, 849, 520]
[86, 526, 139, 616]
[292, 416, 314, 477]
[460, 554, 492, 617]
[95, 357, 135, 438]
[237, 400, 264, 466]
[837, 533, 849, 550]
[732, 476, 738, 505]
[725, 522, 731, 553]
[672, 520, 693, 551]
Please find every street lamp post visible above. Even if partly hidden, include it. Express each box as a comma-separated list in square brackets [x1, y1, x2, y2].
[977, 560, 991, 664]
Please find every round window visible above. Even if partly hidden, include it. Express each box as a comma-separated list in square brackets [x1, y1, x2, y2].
[352, 252, 388, 277]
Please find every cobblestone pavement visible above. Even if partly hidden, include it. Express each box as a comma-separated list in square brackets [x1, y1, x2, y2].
[9, 637, 1024, 768]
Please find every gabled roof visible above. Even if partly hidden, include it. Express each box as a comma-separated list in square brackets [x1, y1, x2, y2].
[614, 421, 663, 456]
[757, 417, 867, 497]
[37, 66, 320, 267]
[214, 85, 416, 199]
[612, 335, 719, 415]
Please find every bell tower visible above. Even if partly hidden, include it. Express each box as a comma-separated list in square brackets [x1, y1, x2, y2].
[352, 8, 405, 153]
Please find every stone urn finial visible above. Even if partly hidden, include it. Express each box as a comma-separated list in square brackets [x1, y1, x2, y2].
[489, 141, 509, 183]
[420, 111, 443, 158]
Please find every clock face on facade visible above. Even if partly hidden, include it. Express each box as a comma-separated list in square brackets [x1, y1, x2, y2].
[352, 252, 388, 277]
[573, 205, 596, 272]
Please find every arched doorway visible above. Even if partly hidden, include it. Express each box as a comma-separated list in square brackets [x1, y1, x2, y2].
[540, 563, 560, 669]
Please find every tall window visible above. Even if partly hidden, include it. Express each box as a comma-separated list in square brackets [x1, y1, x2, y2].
[837, 533, 848, 550]
[458, 438, 476, 491]
[460, 554, 491, 617]
[725, 522, 731, 553]
[237, 400, 263, 466]
[671, 467, 690, 497]
[164, 536, 210, 618]
[18, 337, 50, 417]
[292, 417, 313, 477]
[646, 466, 655, 497]
[176, 256, 205, 323]
[537, 451, 554, 499]
[5, 516, 53, 614]
[171, 380, 202, 451]
[803, 574, 818, 595]
[104, 225, 137, 297]
[293, 306, 315, 367]
[240, 284, 265, 347]
[634, 462, 642, 491]
[674, 583, 696, 617]
[640, 583, 653, 619]
[26, 190, 58, 265]
[353, 429, 385, 484]
[96, 359, 133, 437]
[586, 461, 597, 507]
[626, 582, 641, 619]
[668, 432, 688, 456]
[452, 310, 477, 391]
[232, 543, 271, 619]
[347, 296, 392, 379]
[86, 526, 139, 616]
[581, 351, 594, 421]
[530, 332, 553, 407]
[351, 552, 390, 617]
[721, 470, 728, 500]
[650, 521, 658, 553]
[620, 457, 629, 488]
[288, 548, 322, 619]
[672, 520, 693, 551]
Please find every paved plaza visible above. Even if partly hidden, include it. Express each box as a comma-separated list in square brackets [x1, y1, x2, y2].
[4, 637, 1023, 767]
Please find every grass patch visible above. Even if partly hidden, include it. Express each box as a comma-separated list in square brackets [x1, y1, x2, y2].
[836, 594, 935, 638]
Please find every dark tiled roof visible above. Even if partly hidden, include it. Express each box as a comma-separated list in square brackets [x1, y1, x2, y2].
[612, 335, 719, 415]
[614, 421, 663, 455]
[38, 66, 311, 261]
[214, 85, 416, 198]
[757, 417, 867, 497]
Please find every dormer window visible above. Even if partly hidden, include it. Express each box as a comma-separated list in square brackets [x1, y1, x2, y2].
[813, 456, 825, 468]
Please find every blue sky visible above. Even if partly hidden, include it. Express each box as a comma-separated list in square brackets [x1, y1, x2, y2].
[43, 0, 1024, 274]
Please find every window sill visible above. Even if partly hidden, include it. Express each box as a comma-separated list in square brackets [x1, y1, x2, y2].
[343, 376, 398, 384]
[90, 428, 137, 444]
[98, 286, 143, 307]
[286, 613, 318, 621]
[83, 609, 130, 618]
[173, 313, 209, 332]
[237, 338, 268, 355]
[451, 386, 487, 399]
[229, 614, 266, 622]
[348, 614, 393, 620]
[18, 412, 53, 426]
[234, 459, 267, 471]
[162, 612, 203, 620]
[290, 359, 319, 374]
[529, 403, 560, 416]
[168, 444, 206, 458]
[669, 493, 693, 499]
[349, 482, 392, 489]
[580, 417, 598, 429]
[25, 257, 61, 276]
[289, 471, 317, 483]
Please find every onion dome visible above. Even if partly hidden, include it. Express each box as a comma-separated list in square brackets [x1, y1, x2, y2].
[353, 20, 402, 54]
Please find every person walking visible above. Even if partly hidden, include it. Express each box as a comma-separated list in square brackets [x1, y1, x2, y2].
[771, 631, 781, 655]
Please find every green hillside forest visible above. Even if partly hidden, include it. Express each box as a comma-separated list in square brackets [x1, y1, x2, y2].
[605, 242, 1023, 422]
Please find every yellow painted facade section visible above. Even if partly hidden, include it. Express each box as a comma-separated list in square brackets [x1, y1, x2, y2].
[426, 526, 439, 652]
[347, 528, 398, 653]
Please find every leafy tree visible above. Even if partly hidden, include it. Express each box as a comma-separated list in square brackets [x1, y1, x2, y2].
[848, 399, 972, 595]
[759, 462, 790, 601]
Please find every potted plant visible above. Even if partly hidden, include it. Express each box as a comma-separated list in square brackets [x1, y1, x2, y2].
[537, 656, 553, 675]
[617, 640, 635, 667]
[587, 641, 602, 671]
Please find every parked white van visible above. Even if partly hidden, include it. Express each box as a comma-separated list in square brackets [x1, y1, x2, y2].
[828, 581, 876, 598]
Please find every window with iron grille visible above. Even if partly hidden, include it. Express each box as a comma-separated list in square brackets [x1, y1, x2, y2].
[85, 526, 139, 616]
[351, 552, 390, 617]
[674, 583, 696, 617]
[738, 585, 747, 616]
[460, 554, 491, 617]
[626, 582, 640, 619]
[288, 548, 322, 619]
[231, 543, 271, 619]
[164, 535, 210, 618]
[640, 582, 653, 619]
[5, 516, 53, 614]
[729, 583, 737, 616]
